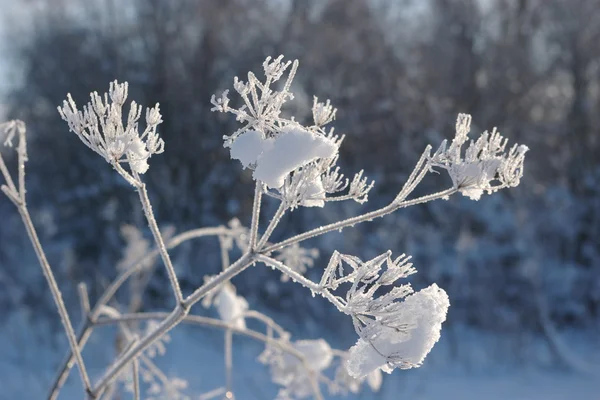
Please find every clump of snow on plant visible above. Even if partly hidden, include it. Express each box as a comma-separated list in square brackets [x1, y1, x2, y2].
[211, 55, 374, 208]
[347, 284, 449, 377]
[230, 125, 337, 189]
[431, 113, 528, 200]
[201, 280, 248, 330]
[215, 284, 249, 329]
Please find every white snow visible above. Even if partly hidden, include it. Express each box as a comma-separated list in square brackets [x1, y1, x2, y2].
[347, 284, 450, 378]
[2, 312, 599, 400]
[216, 285, 249, 330]
[229, 126, 337, 189]
[229, 130, 270, 168]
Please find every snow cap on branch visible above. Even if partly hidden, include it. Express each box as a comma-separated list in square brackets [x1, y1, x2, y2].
[215, 284, 249, 330]
[202, 280, 249, 330]
[324, 251, 449, 378]
[347, 284, 449, 377]
[212, 55, 375, 209]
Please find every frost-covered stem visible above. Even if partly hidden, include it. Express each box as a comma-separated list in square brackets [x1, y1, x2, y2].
[93, 254, 254, 395]
[91, 305, 188, 396]
[17, 205, 92, 395]
[219, 234, 230, 271]
[255, 255, 346, 312]
[48, 227, 231, 398]
[132, 357, 140, 400]
[263, 187, 457, 254]
[224, 329, 234, 398]
[48, 325, 94, 400]
[136, 181, 183, 303]
[183, 253, 253, 308]
[17, 131, 26, 200]
[95, 312, 326, 400]
[256, 202, 286, 250]
[248, 182, 263, 250]
[98, 227, 229, 309]
[113, 162, 141, 187]
[78, 282, 91, 319]
[0, 154, 17, 198]
[393, 146, 433, 204]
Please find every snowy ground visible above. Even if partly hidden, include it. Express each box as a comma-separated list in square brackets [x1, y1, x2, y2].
[0, 310, 598, 400]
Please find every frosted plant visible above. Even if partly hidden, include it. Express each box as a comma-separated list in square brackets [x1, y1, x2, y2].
[212, 55, 373, 210]
[430, 113, 529, 200]
[57, 80, 165, 184]
[0, 55, 528, 400]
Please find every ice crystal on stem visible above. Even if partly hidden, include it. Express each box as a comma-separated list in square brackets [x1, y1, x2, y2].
[57, 80, 165, 180]
[431, 113, 528, 200]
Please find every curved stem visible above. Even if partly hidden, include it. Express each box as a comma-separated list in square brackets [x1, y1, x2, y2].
[224, 329, 233, 397]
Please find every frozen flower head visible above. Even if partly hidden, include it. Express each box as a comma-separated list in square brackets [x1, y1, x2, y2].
[58, 81, 165, 180]
[211, 56, 374, 208]
[323, 251, 449, 378]
[347, 284, 449, 378]
[431, 113, 528, 200]
[260, 338, 333, 399]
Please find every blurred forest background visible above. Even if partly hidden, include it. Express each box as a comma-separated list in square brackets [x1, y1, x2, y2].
[0, 0, 599, 390]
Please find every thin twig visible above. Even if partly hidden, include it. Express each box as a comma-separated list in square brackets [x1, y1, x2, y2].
[256, 202, 286, 250]
[47, 227, 231, 399]
[132, 357, 140, 400]
[219, 233, 230, 271]
[224, 329, 234, 397]
[94, 312, 328, 400]
[248, 182, 263, 251]
[263, 188, 457, 254]
[78, 282, 91, 319]
[136, 181, 183, 303]
[14, 195, 92, 394]
[91, 254, 255, 396]
[255, 255, 346, 312]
